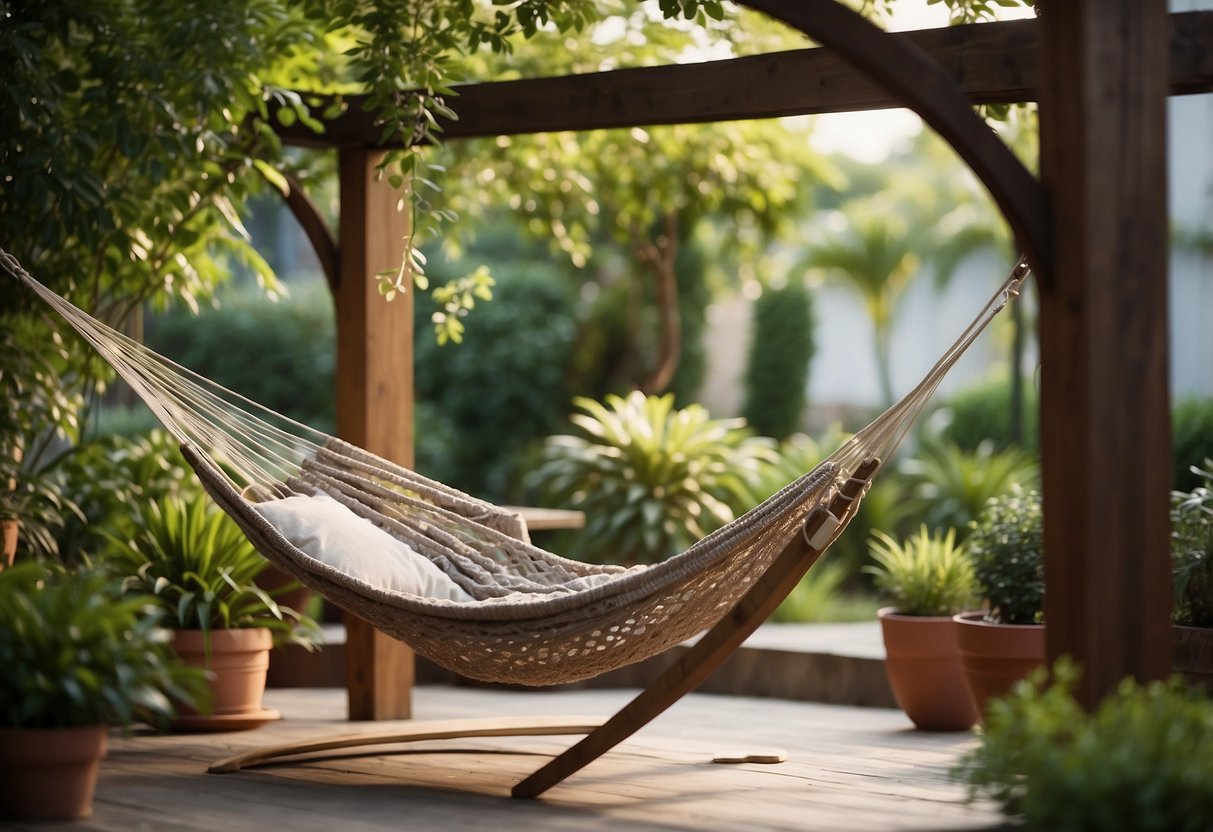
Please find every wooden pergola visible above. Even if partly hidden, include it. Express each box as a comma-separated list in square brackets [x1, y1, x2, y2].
[274, 0, 1213, 720]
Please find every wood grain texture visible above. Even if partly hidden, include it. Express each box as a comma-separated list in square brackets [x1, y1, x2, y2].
[68, 686, 1005, 832]
[335, 148, 416, 720]
[1037, 0, 1174, 705]
[272, 13, 1213, 152]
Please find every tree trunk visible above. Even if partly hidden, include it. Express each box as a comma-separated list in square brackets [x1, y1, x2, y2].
[638, 213, 682, 395]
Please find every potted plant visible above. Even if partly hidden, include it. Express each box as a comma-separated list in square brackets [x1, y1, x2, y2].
[0, 562, 206, 820]
[954, 487, 1046, 716]
[865, 525, 981, 731]
[1172, 458, 1212, 688]
[955, 659, 1213, 831]
[104, 491, 319, 731]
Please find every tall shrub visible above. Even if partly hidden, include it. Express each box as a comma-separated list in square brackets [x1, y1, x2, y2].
[742, 280, 815, 439]
[414, 262, 578, 500]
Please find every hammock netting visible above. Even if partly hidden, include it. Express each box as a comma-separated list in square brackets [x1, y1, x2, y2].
[1, 249, 1027, 686]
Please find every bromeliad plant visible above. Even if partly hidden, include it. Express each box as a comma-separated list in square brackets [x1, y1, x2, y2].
[898, 438, 1039, 540]
[103, 492, 318, 648]
[0, 561, 207, 729]
[534, 391, 777, 564]
[865, 525, 978, 616]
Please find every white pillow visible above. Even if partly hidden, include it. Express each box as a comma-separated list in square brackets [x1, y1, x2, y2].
[254, 493, 474, 602]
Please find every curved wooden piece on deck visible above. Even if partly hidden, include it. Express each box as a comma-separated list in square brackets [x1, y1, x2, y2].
[739, 0, 1049, 277]
[208, 715, 605, 774]
[511, 457, 880, 799]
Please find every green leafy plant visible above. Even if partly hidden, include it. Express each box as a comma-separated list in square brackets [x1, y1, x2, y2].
[54, 429, 201, 566]
[937, 373, 1039, 453]
[1172, 458, 1213, 628]
[0, 561, 207, 729]
[103, 493, 318, 649]
[772, 559, 881, 623]
[899, 438, 1039, 539]
[0, 323, 85, 560]
[742, 280, 816, 440]
[865, 525, 978, 616]
[967, 487, 1045, 625]
[956, 659, 1213, 832]
[533, 391, 776, 565]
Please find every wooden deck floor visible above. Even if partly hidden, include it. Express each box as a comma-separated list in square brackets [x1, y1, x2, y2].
[25, 686, 1009, 832]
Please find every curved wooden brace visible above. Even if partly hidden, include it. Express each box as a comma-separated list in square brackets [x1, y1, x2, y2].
[739, 0, 1050, 277]
[208, 716, 605, 774]
[255, 167, 339, 293]
[511, 458, 880, 799]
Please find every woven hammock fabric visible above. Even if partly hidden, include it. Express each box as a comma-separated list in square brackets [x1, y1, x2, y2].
[3, 249, 1027, 686]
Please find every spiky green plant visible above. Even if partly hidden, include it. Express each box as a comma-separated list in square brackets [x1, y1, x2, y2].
[104, 492, 318, 648]
[0, 562, 208, 729]
[534, 391, 777, 564]
[865, 525, 978, 616]
[899, 438, 1039, 539]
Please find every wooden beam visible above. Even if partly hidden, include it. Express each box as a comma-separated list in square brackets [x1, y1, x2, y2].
[1038, 0, 1173, 706]
[275, 13, 1213, 150]
[280, 170, 338, 293]
[335, 148, 416, 720]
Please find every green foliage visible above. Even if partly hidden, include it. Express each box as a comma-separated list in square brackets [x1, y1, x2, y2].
[415, 261, 578, 500]
[956, 660, 1213, 832]
[865, 525, 978, 616]
[742, 280, 815, 440]
[0, 321, 86, 559]
[937, 373, 1039, 453]
[53, 430, 201, 566]
[968, 487, 1044, 625]
[1172, 459, 1213, 628]
[534, 391, 776, 565]
[102, 492, 318, 648]
[145, 280, 337, 432]
[0, 562, 208, 729]
[1173, 398, 1213, 492]
[898, 438, 1039, 539]
[772, 559, 881, 624]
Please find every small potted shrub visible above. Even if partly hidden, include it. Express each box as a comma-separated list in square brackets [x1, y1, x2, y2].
[1172, 458, 1212, 687]
[105, 491, 319, 730]
[956, 659, 1213, 831]
[0, 562, 205, 820]
[866, 525, 981, 730]
[954, 487, 1046, 715]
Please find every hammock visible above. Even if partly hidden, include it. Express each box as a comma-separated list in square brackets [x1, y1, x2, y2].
[3, 248, 1027, 795]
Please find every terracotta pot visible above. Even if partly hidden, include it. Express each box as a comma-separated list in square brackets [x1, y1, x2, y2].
[1, 518, 16, 569]
[954, 611, 1046, 717]
[172, 628, 273, 729]
[1174, 624, 1213, 690]
[0, 724, 108, 820]
[877, 608, 979, 731]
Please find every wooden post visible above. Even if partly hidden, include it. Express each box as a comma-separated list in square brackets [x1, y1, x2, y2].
[335, 148, 415, 720]
[1037, 0, 1173, 706]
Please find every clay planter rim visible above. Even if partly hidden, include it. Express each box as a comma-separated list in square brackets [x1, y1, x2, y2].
[953, 611, 1046, 657]
[877, 607, 966, 654]
[172, 626, 273, 653]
